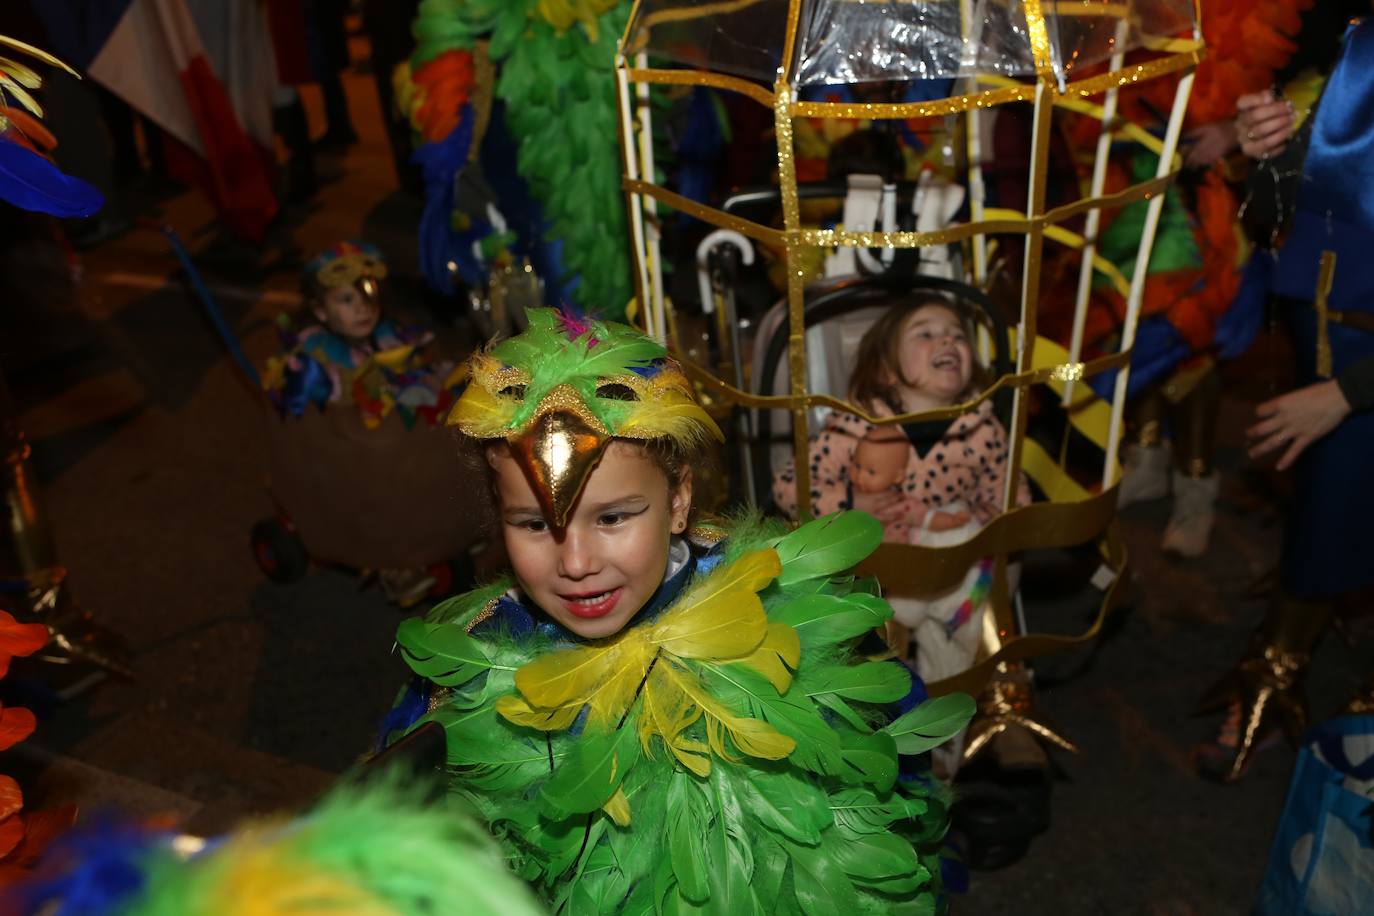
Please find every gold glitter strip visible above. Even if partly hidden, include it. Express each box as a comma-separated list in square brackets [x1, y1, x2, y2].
[1315, 250, 1337, 378]
[1020, 0, 1056, 81]
[994, 78, 1054, 645]
[617, 0, 643, 55]
[780, 0, 802, 83]
[978, 73, 1172, 157]
[625, 67, 776, 109]
[774, 78, 812, 519]
[1062, 50, 1203, 100]
[1038, 172, 1176, 227]
[792, 82, 1035, 119]
[622, 178, 784, 245]
[791, 170, 1176, 251]
[623, 53, 1205, 123]
[677, 347, 1130, 424]
[981, 208, 1132, 296]
[625, 0, 764, 45]
[463, 596, 503, 634]
[858, 488, 1119, 596]
[1042, 1, 1128, 14]
[922, 523, 1128, 697]
[786, 49, 1202, 120]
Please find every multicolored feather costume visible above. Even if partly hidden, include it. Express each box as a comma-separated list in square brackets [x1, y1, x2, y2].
[14, 777, 546, 915]
[392, 511, 973, 914]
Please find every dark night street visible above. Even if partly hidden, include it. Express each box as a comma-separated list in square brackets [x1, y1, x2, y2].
[2, 27, 1369, 916]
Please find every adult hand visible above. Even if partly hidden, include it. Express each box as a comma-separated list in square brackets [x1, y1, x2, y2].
[851, 487, 909, 523]
[1183, 120, 1239, 169]
[1235, 91, 1295, 159]
[1247, 380, 1352, 471]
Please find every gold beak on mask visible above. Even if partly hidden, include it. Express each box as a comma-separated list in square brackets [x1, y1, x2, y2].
[509, 408, 610, 528]
[356, 275, 380, 303]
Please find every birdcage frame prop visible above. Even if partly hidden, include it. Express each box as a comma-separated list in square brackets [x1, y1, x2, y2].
[613, 0, 1203, 696]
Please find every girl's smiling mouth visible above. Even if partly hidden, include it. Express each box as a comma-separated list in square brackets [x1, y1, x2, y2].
[560, 587, 624, 619]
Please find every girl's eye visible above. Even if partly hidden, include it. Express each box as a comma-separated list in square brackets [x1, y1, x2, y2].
[598, 513, 625, 526]
[514, 518, 548, 533]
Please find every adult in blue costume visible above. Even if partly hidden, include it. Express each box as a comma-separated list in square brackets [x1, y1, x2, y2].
[1196, 14, 1374, 782]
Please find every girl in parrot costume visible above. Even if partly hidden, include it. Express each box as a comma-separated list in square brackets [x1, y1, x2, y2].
[380, 308, 973, 914]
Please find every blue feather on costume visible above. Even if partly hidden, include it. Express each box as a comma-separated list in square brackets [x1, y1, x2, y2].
[0, 136, 102, 218]
[414, 105, 476, 294]
[14, 816, 165, 915]
[1089, 315, 1190, 401]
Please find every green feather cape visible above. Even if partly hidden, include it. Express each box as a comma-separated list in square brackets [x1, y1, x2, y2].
[412, 0, 633, 317]
[394, 512, 972, 914]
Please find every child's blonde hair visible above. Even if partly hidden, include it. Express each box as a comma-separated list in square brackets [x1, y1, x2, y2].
[849, 295, 989, 412]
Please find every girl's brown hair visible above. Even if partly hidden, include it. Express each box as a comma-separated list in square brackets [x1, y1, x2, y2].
[849, 295, 989, 413]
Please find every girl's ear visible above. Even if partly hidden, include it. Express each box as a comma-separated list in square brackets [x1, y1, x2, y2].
[669, 468, 693, 534]
[310, 300, 329, 324]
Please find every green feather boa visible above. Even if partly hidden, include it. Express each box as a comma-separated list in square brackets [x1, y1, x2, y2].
[394, 512, 972, 914]
[412, 0, 633, 317]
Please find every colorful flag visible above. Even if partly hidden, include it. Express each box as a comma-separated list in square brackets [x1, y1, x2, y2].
[32, 0, 279, 240]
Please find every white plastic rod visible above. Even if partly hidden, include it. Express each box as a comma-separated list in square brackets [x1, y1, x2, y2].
[635, 51, 667, 342]
[1063, 18, 1128, 406]
[616, 65, 657, 339]
[1102, 68, 1196, 485]
[960, 0, 989, 285]
[1002, 79, 1054, 512]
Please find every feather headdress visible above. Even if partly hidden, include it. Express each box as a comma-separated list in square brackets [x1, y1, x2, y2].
[449, 307, 722, 525]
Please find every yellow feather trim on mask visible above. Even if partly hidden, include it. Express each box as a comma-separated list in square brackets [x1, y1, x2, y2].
[448, 382, 517, 437]
[498, 549, 796, 774]
[618, 401, 723, 443]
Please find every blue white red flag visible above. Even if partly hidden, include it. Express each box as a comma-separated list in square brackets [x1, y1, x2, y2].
[33, 0, 279, 239]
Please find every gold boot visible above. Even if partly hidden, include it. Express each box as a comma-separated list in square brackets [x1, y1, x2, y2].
[1195, 592, 1331, 782]
[1, 372, 130, 680]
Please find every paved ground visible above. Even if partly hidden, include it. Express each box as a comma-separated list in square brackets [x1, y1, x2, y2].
[3, 32, 1369, 915]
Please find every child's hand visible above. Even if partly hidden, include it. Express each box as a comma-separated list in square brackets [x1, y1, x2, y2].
[925, 509, 973, 532]
[851, 488, 909, 523]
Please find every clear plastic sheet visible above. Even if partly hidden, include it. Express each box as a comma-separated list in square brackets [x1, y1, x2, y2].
[624, 0, 1197, 87]
[623, 0, 791, 84]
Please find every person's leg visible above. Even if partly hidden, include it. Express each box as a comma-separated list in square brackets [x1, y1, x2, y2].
[1162, 363, 1222, 557]
[273, 88, 318, 203]
[318, 74, 358, 147]
[1195, 591, 1331, 781]
[1118, 384, 1170, 507]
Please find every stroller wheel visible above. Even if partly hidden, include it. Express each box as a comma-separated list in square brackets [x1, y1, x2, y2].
[251, 518, 309, 584]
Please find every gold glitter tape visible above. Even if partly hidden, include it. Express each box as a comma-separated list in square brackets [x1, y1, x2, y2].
[780, 0, 802, 83]
[1315, 250, 1337, 379]
[624, 0, 765, 49]
[624, 67, 775, 108]
[622, 178, 784, 246]
[982, 207, 1133, 297]
[1063, 49, 1203, 100]
[775, 78, 811, 519]
[978, 73, 1174, 158]
[1021, 0, 1055, 80]
[677, 347, 1130, 425]
[791, 169, 1176, 252]
[1042, 1, 1128, 15]
[786, 49, 1202, 120]
[858, 486, 1119, 595]
[923, 522, 1128, 697]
